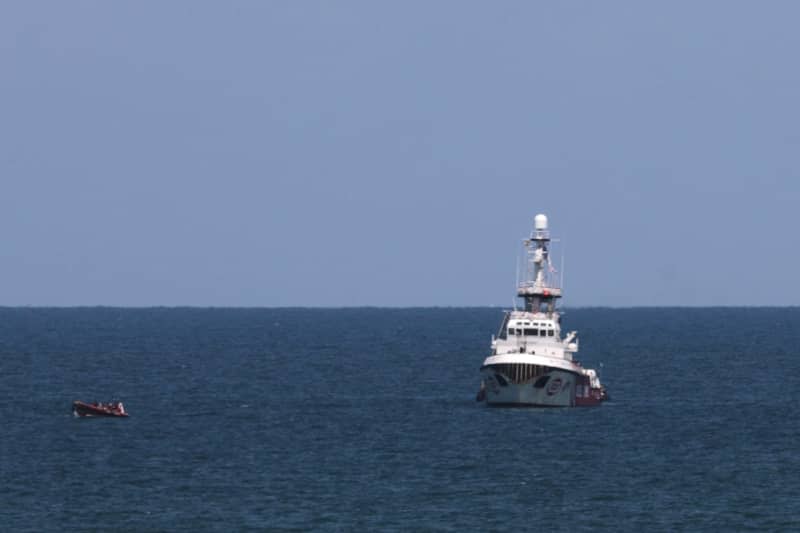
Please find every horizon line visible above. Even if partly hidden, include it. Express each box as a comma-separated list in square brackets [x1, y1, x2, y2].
[1, 304, 797, 310]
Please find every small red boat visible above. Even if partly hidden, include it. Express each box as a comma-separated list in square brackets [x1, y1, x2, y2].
[72, 400, 129, 418]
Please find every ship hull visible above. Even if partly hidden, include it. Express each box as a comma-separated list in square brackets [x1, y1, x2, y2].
[72, 401, 128, 418]
[480, 367, 578, 407]
[479, 364, 604, 407]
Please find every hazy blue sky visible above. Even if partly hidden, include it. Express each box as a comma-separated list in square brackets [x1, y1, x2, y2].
[2, 2, 799, 306]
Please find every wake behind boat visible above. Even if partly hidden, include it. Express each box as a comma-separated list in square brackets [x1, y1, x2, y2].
[478, 214, 607, 407]
[72, 400, 129, 418]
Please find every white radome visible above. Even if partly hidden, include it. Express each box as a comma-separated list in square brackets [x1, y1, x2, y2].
[534, 214, 548, 231]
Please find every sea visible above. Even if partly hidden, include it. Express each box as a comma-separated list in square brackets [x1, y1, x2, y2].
[1, 307, 798, 531]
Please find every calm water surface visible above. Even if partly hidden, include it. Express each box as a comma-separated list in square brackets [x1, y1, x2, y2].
[1, 307, 798, 531]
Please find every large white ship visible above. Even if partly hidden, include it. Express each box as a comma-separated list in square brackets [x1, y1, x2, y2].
[477, 214, 607, 407]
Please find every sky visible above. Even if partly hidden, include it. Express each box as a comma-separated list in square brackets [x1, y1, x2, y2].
[2, 1, 799, 307]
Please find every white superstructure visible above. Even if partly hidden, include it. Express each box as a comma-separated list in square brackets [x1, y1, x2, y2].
[478, 214, 605, 407]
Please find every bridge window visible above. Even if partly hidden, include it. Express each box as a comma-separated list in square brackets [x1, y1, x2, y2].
[524, 328, 537, 336]
[548, 330, 554, 337]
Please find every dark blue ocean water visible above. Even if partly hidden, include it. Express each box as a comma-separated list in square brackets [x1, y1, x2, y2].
[1, 307, 799, 531]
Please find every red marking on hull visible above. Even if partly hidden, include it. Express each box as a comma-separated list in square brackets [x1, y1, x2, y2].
[574, 396, 603, 407]
[574, 388, 608, 407]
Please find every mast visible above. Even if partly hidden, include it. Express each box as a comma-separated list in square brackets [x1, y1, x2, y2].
[517, 214, 562, 315]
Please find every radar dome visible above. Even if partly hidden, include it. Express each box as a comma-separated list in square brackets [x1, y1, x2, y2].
[534, 214, 548, 231]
